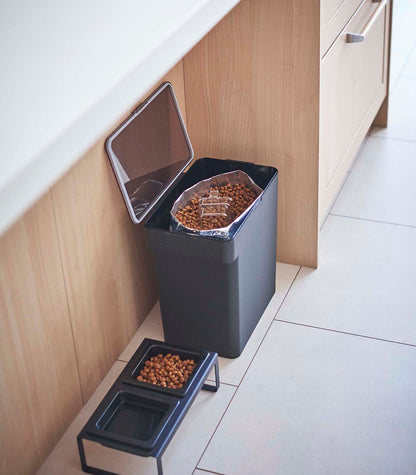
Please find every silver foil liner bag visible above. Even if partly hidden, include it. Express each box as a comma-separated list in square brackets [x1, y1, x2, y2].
[170, 170, 263, 239]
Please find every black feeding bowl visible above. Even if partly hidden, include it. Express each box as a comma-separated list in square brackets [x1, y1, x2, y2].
[78, 338, 219, 475]
[123, 342, 209, 397]
[91, 390, 178, 450]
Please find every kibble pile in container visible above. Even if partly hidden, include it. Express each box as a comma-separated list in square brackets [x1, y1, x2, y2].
[175, 183, 258, 231]
[136, 353, 197, 389]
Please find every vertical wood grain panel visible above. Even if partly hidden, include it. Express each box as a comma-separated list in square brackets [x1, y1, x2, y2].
[51, 61, 187, 400]
[0, 192, 83, 475]
[183, 0, 320, 267]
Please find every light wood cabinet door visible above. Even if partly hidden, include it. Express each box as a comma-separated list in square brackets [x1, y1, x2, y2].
[320, 0, 390, 221]
[321, 0, 363, 56]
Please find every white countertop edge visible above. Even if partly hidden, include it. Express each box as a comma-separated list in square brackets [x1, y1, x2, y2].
[0, 0, 240, 236]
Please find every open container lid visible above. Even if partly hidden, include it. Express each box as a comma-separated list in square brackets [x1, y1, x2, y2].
[106, 82, 194, 224]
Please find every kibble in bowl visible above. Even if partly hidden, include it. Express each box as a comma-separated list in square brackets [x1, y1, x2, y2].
[136, 353, 197, 390]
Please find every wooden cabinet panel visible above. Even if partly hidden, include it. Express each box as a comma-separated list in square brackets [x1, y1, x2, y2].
[321, 0, 364, 56]
[320, 0, 389, 221]
[0, 193, 83, 475]
[0, 61, 186, 475]
[183, 0, 320, 267]
[50, 61, 186, 400]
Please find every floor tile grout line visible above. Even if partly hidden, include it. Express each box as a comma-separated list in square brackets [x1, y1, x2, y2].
[389, 36, 416, 93]
[323, 131, 372, 228]
[370, 134, 416, 144]
[389, 49, 414, 94]
[193, 266, 302, 473]
[193, 383, 238, 472]
[273, 319, 416, 348]
[329, 213, 416, 229]
[206, 380, 238, 388]
[193, 468, 226, 475]
[322, 167, 351, 230]
[235, 267, 303, 388]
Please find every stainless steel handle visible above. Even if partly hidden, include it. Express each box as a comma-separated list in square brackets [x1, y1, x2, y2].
[346, 0, 387, 43]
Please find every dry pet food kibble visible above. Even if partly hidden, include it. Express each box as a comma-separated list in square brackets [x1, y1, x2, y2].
[175, 183, 258, 230]
[137, 353, 197, 389]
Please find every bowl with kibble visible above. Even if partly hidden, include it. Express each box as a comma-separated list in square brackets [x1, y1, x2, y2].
[124, 343, 209, 397]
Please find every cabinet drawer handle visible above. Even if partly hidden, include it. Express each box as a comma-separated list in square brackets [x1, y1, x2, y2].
[346, 0, 387, 43]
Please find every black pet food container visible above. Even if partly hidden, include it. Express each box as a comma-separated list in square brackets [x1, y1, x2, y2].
[106, 82, 278, 358]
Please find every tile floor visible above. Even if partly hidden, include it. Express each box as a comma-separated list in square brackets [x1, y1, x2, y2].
[40, 2, 416, 474]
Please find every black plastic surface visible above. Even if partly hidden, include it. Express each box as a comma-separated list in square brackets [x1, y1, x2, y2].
[145, 158, 278, 358]
[95, 391, 176, 450]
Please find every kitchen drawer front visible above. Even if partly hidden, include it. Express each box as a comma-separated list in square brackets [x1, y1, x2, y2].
[320, 0, 389, 221]
[321, 0, 364, 56]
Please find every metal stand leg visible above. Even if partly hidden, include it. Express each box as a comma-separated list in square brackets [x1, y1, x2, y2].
[202, 359, 220, 392]
[77, 436, 118, 475]
[157, 456, 163, 475]
[78, 437, 88, 472]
